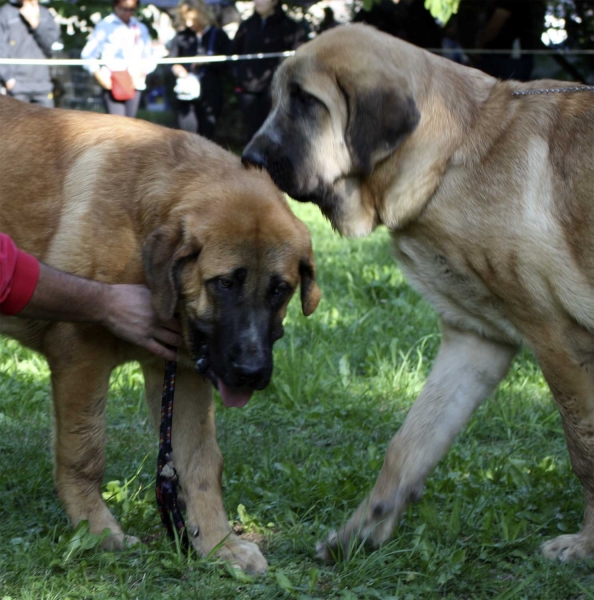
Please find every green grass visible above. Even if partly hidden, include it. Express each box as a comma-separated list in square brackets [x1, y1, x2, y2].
[1, 201, 593, 599]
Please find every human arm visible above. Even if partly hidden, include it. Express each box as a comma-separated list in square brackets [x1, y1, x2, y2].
[169, 34, 188, 78]
[209, 28, 230, 78]
[0, 12, 15, 88]
[216, 28, 231, 69]
[0, 235, 182, 361]
[477, 6, 512, 48]
[230, 20, 246, 56]
[172, 63, 188, 78]
[217, 29, 231, 55]
[230, 22, 247, 86]
[81, 21, 112, 88]
[93, 68, 112, 90]
[19, 263, 182, 360]
[24, 5, 61, 58]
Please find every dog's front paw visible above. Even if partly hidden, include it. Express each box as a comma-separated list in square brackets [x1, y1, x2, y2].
[541, 533, 594, 562]
[316, 530, 343, 562]
[315, 525, 370, 563]
[214, 537, 268, 575]
[316, 497, 402, 563]
[100, 532, 141, 551]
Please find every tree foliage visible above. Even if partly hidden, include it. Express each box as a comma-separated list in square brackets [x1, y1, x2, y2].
[1, 0, 594, 53]
[46, 1, 111, 50]
[423, 0, 461, 24]
[555, 0, 594, 49]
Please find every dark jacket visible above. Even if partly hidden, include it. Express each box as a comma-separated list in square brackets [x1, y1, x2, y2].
[485, 0, 545, 51]
[353, 0, 442, 49]
[0, 1, 61, 95]
[169, 26, 230, 105]
[231, 9, 308, 94]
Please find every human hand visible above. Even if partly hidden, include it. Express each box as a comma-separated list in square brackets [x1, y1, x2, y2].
[172, 65, 189, 78]
[102, 284, 184, 361]
[94, 68, 113, 90]
[20, 1, 40, 29]
[5, 78, 16, 91]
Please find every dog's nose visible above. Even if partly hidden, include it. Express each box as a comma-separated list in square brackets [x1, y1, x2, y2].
[232, 359, 268, 387]
[241, 144, 268, 170]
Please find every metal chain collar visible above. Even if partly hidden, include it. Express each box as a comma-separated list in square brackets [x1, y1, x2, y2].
[512, 85, 594, 97]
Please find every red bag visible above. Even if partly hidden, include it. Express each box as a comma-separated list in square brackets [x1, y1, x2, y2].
[110, 70, 136, 101]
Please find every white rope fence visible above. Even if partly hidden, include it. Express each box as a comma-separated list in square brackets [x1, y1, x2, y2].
[439, 48, 594, 55]
[1, 47, 594, 67]
[0, 51, 295, 66]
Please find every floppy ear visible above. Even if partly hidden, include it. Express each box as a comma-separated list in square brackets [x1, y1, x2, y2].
[142, 224, 201, 320]
[338, 69, 420, 175]
[299, 254, 321, 317]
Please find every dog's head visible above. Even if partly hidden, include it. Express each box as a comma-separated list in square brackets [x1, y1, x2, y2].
[142, 169, 320, 408]
[242, 25, 420, 237]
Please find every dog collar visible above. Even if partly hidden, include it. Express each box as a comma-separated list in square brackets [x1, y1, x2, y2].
[512, 85, 594, 97]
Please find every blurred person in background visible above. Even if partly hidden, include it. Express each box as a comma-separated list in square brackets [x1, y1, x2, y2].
[353, 0, 441, 49]
[231, 0, 308, 143]
[0, 0, 61, 107]
[169, 0, 230, 139]
[203, 0, 241, 40]
[81, 0, 157, 118]
[442, 16, 469, 65]
[477, 0, 545, 81]
[317, 7, 339, 35]
[218, 1, 242, 40]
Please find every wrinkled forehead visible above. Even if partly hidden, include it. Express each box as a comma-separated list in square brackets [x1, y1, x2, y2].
[273, 55, 314, 94]
[273, 49, 350, 99]
[275, 56, 297, 82]
[199, 239, 302, 283]
[199, 211, 307, 283]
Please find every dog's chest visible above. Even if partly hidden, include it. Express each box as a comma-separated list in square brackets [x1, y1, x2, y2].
[392, 233, 522, 345]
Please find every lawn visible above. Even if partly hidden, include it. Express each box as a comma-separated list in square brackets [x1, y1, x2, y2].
[1, 201, 593, 599]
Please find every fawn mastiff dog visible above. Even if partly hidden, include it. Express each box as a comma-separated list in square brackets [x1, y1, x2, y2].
[0, 95, 320, 573]
[243, 24, 594, 562]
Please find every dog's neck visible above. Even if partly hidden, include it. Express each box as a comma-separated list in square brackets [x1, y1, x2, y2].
[371, 52, 498, 233]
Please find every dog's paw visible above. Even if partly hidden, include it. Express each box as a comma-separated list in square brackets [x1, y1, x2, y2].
[214, 538, 268, 575]
[100, 532, 141, 552]
[316, 525, 374, 564]
[316, 530, 346, 563]
[316, 497, 402, 563]
[541, 533, 594, 562]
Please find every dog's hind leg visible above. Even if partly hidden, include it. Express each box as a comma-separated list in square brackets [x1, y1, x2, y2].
[142, 361, 268, 574]
[317, 321, 517, 561]
[48, 326, 135, 550]
[531, 331, 594, 561]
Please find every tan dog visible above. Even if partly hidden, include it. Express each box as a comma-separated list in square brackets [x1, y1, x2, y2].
[0, 95, 320, 573]
[244, 24, 594, 562]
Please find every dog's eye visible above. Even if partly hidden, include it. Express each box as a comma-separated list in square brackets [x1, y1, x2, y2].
[290, 84, 318, 107]
[299, 91, 317, 105]
[272, 282, 291, 297]
[218, 278, 233, 290]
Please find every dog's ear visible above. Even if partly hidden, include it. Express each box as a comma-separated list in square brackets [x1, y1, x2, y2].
[143, 224, 201, 320]
[338, 70, 420, 176]
[299, 252, 321, 317]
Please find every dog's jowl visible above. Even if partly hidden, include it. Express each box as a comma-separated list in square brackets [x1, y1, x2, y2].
[0, 95, 320, 574]
[244, 23, 594, 563]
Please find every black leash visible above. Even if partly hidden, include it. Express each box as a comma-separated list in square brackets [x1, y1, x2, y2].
[156, 356, 189, 549]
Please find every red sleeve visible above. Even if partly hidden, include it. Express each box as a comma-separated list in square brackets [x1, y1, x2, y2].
[0, 233, 40, 316]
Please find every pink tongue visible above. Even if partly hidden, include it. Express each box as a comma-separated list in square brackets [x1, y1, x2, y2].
[217, 379, 254, 408]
